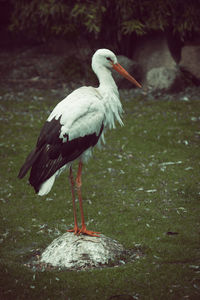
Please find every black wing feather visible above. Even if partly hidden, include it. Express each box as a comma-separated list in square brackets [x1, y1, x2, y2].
[18, 117, 104, 193]
[18, 148, 41, 179]
[18, 117, 62, 179]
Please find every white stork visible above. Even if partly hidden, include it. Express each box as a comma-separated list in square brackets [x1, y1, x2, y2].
[18, 49, 142, 237]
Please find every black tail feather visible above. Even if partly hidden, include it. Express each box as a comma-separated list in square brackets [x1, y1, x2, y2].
[18, 148, 41, 179]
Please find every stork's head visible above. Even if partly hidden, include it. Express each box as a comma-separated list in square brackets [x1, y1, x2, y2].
[92, 49, 142, 88]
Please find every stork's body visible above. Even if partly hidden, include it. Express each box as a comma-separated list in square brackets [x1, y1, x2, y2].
[18, 49, 141, 236]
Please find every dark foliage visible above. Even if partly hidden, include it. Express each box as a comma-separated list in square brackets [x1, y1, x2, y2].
[2, 0, 200, 54]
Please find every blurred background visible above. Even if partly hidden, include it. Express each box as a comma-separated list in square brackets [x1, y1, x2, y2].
[0, 0, 200, 92]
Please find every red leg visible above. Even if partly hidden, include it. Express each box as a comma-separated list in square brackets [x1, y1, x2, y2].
[76, 161, 100, 237]
[67, 166, 80, 234]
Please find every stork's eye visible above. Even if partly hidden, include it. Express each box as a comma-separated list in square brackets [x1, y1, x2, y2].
[106, 57, 112, 62]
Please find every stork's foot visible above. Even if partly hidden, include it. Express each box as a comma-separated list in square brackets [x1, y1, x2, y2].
[67, 225, 80, 235]
[78, 225, 100, 237]
[67, 225, 100, 237]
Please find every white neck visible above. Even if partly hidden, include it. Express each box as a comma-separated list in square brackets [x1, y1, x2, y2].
[93, 65, 123, 129]
[93, 65, 117, 91]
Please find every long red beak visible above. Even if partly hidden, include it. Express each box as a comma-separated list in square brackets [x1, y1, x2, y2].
[112, 62, 142, 88]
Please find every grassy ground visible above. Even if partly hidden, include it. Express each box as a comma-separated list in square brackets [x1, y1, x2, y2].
[0, 87, 200, 300]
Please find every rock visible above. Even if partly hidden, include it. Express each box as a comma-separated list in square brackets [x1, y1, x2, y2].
[113, 55, 142, 89]
[179, 44, 200, 84]
[131, 33, 200, 91]
[132, 33, 182, 91]
[40, 232, 125, 270]
[132, 34, 176, 76]
[146, 66, 185, 92]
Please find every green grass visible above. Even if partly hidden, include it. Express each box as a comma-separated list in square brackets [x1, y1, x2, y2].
[0, 88, 200, 300]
